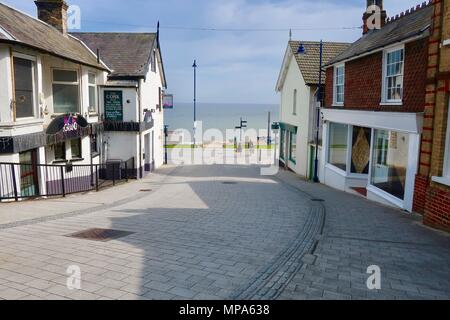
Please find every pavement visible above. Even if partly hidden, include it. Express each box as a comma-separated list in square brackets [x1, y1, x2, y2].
[0, 164, 449, 300]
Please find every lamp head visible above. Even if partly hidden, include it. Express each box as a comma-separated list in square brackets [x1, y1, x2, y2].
[297, 44, 306, 55]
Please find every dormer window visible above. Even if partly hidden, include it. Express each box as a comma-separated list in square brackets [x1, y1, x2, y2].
[333, 64, 345, 105]
[382, 46, 404, 104]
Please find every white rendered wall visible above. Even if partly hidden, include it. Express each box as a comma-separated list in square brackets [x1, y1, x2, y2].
[279, 55, 311, 177]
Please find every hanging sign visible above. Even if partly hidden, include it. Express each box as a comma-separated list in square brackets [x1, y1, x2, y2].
[163, 94, 174, 109]
[46, 114, 88, 135]
[104, 90, 123, 121]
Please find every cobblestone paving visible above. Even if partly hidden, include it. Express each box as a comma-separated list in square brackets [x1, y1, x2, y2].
[0, 165, 318, 300]
[0, 164, 449, 300]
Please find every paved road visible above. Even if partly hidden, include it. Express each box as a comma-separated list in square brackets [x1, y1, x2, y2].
[0, 164, 449, 300]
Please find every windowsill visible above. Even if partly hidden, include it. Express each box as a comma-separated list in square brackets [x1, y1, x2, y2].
[89, 113, 99, 117]
[332, 103, 344, 107]
[53, 159, 68, 164]
[51, 113, 80, 118]
[380, 101, 403, 106]
[1, 118, 44, 126]
[325, 163, 347, 177]
[70, 158, 84, 163]
[432, 176, 450, 187]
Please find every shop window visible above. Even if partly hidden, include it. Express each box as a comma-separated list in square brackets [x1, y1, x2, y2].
[328, 123, 348, 171]
[289, 132, 297, 163]
[371, 129, 409, 200]
[13, 56, 36, 119]
[54, 142, 66, 161]
[351, 126, 372, 174]
[88, 72, 97, 113]
[52, 69, 79, 114]
[71, 139, 82, 159]
[280, 129, 286, 160]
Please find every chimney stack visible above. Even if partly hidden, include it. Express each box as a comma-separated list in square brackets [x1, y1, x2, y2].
[35, 0, 69, 34]
[363, 0, 387, 35]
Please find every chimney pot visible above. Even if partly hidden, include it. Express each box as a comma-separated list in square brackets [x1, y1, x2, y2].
[35, 0, 69, 34]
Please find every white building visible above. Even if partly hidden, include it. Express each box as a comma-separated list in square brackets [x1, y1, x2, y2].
[0, 1, 109, 199]
[74, 32, 167, 178]
[275, 41, 349, 180]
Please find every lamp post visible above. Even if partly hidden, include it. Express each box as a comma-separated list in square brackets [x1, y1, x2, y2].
[164, 125, 169, 165]
[297, 40, 323, 183]
[192, 59, 197, 147]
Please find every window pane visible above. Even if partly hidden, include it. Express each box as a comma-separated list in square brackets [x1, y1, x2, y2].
[53, 84, 79, 113]
[328, 123, 348, 171]
[89, 86, 96, 109]
[54, 142, 66, 160]
[88, 73, 96, 84]
[71, 139, 82, 158]
[290, 132, 297, 162]
[371, 130, 409, 200]
[14, 57, 34, 118]
[351, 126, 371, 174]
[280, 129, 285, 160]
[53, 69, 77, 82]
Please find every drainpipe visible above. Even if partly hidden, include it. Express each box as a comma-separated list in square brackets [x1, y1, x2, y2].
[138, 81, 142, 179]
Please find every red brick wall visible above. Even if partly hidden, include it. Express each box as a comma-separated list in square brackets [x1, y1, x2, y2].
[424, 185, 450, 232]
[402, 38, 428, 113]
[323, 38, 428, 113]
[413, 174, 428, 213]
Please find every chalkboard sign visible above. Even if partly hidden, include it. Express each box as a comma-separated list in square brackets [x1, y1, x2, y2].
[104, 90, 123, 121]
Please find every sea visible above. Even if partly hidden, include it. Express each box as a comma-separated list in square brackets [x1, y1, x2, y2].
[164, 102, 279, 140]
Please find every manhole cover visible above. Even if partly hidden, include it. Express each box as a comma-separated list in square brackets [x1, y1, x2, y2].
[222, 181, 238, 185]
[140, 189, 152, 192]
[311, 199, 325, 202]
[66, 228, 134, 242]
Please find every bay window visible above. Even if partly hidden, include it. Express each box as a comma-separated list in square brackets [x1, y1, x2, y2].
[328, 122, 348, 171]
[333, 65, 345, 105]
[383, 47, 404, 103]
[52, 69, 79, 114]
[13, 55, 37, 119]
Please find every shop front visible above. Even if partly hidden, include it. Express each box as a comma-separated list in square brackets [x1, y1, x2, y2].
[321, 109, 422, 212]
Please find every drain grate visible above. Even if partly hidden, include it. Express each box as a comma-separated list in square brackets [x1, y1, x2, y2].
[222, 181, 238, 185]
[66, 228, 134, 242]
[140, 189, 152, 192]
[311, 199, 325, 202]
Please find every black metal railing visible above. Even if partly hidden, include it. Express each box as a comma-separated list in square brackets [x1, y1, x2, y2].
[0, 160, 136, 202]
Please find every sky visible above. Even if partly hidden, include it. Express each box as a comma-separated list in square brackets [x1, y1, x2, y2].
[3, 0, 425, 104]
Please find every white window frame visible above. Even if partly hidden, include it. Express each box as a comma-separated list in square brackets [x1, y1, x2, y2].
[52, 68, 80, 114]
[87, 71, 97, 113]
[433, 99, 450, 186]
[12, 52, 38, 120]
[381, 45, 405, 105]
[333, 64, 345, 106]
[293, 89, 297, 115]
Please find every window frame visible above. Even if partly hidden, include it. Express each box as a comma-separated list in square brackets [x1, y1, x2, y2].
[289, 131, 297, 164]
[333, 64, 345, 106]
[70, 138, 82, 160]
[293, 89, 297, 115]
[51, 68, 80, 114]
[12, 52, 38, 120]
[381, 45, 405, 105]
[54, 142, 66, 162]
[87, 71, 97, 113]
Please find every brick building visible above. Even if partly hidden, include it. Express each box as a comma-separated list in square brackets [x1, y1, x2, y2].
[320, 1, 432, 212]
[413, 0, 450, 232]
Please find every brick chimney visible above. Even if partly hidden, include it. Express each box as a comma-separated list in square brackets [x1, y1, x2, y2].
[363, 0, 387, 35]
[35, 0, 69, 34]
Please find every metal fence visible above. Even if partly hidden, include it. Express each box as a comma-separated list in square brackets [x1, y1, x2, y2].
[0, 159, 135, 202]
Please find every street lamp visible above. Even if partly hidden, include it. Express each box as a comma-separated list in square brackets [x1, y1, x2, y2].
[192, 59, 197, 147]
[297, 40, 323, 183]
